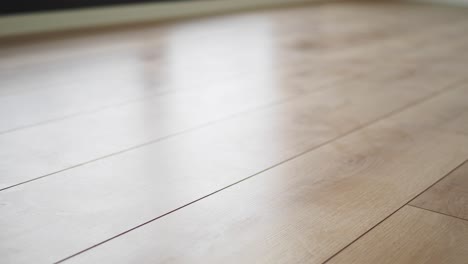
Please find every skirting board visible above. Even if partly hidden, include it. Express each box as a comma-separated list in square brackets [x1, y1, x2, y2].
[410, 0, 468, 6]
[0, 0, 318, 38]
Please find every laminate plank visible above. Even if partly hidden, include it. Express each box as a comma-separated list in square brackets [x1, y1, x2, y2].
[326, 206, 468, 264]
[2, 67, 466, 264]
[410, 161, 468, 220]
[63, 85, 468, 264]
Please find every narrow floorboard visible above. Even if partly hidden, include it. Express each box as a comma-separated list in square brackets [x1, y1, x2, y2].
[326, 206, 468, 264]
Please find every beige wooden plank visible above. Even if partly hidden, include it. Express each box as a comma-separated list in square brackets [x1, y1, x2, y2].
[327, 206, 468, 264]
[411, 161, 468, 220]
[62, 85, 468, 264]
[2, 66, 467, 264]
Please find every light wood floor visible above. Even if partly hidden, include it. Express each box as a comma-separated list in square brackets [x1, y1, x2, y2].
[1, 1, 468, 263]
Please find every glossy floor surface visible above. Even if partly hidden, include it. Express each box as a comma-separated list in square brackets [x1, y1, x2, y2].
[1, 1, 468, 263]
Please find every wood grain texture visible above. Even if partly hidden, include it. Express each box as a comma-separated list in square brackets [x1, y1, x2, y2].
[2, 68, 461, 264]
[63, 85, 468, 264]
[327, 206, 468, 264]
[411, 161, 468, 220]
[1, 2, 468, 264]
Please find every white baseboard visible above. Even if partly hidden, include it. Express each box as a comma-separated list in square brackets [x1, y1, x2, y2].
[0, 0, 317, 38]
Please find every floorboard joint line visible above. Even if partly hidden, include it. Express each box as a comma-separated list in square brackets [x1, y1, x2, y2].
[407, 159, 468, 205]
[408, 204, 468, 222]
[321, 158, 468, 264]
[55, 79, 464, 264]
[0, 87, 179, 136]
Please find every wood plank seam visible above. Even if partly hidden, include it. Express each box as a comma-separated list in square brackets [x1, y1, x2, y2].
[407, 204, 468, 223]
[54, 82, 468, 264]
[0, 87, 188, 136]
[322, 158, 468, 264]
[324, 205, 468, 264]
[409, 160, 468, 220]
